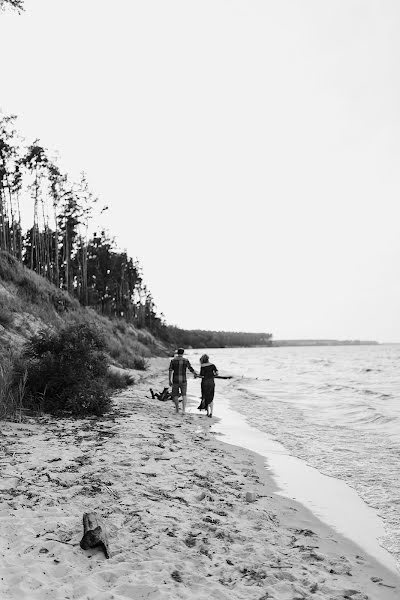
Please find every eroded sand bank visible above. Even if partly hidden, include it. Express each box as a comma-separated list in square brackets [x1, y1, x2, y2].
[1, 359, 399, 599]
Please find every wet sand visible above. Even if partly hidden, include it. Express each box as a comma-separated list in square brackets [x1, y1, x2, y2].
[211, 393, 399, 574]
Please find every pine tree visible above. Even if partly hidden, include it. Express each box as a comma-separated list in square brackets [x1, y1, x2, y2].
[0, 0, 24, 13]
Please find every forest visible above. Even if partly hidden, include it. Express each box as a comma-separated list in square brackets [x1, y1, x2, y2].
[0, 114, 166, 335]
[0, 113, 272, 349]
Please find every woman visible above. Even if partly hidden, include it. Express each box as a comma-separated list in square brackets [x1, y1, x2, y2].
[198, 354, 218, 418]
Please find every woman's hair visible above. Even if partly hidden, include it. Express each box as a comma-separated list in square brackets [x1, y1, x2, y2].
[200, 354, 209, 364]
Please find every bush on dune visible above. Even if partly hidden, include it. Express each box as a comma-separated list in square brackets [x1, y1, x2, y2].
[0, 352, 27, 420]
[106, 368, 134, 390]
[132, 356, 148, 371]
[0, 304, 13, 328]
[106, 330, 150, 369]
[23, 323, 112, 416]
[0, 251, 79, 314]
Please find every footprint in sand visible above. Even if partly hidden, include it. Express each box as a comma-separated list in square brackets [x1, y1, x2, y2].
[95, 569, 122, 585]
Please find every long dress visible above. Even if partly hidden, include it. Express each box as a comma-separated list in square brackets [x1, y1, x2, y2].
[200, 363, 218, 409]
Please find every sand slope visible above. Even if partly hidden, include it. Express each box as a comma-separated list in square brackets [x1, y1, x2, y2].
[1, 362, 399, 599]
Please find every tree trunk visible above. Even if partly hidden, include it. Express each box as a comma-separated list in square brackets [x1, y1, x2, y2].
[80, 512, 110, 558]
[0, 189, 6, 250]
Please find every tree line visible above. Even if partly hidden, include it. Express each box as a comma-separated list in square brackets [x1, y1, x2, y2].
[165, 327, 272, 349]
[0, 114, 164, 332]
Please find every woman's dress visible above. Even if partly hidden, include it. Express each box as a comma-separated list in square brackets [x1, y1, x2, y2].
[200, 363, 217, 408]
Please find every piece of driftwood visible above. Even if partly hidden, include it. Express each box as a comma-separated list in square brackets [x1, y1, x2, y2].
[150, 387, 174, 401]
[80, 512, 110, 558]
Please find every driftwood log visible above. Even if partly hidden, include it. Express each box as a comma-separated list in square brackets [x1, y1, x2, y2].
[150, 387, 174, 401]
[80, 512, 110, 558]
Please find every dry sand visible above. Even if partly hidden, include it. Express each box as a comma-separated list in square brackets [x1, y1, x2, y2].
[1, 358, 399, 599]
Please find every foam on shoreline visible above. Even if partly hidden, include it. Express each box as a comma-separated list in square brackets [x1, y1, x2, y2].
[208, 390, 399, 574]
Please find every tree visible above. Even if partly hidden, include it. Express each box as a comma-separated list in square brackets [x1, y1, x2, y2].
[0, 115, 23, 258]
[57, 182, 82, 293]
[0, 113, 166, 336]
[0, 1, 24, 13]
[73, 172, 97, 305]
[21, 142, 51, 276]
[47, 161, 65, 288]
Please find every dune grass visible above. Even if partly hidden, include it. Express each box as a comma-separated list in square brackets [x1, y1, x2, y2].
[0, 252, 165, 419]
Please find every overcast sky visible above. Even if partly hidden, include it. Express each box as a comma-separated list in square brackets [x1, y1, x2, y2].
[1, 0, 399, 341]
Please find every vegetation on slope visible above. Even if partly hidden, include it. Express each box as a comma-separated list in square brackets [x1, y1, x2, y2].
[0, 3, 272, 421]
[0, 115, 166, 336]
[22, 323, 112, 416]
[0, 251, 166, 418]
[0, 251, 164, 364]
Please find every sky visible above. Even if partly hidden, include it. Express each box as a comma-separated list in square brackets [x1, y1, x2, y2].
[1, 0, 399, 341]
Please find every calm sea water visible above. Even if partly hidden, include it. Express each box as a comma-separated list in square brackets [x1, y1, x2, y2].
[187, 345, 400, 561]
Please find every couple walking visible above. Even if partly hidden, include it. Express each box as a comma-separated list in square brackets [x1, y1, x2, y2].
[168, 348, 218, 417]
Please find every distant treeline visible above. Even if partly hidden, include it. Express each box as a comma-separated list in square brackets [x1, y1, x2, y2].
[165, 327, 272, 349]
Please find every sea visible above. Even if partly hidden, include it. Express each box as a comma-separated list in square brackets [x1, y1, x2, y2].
[186, 344, 400, 571]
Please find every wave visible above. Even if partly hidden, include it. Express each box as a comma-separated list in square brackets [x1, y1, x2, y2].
[317, 382, 393, 400]
[207, 344, 400, 564]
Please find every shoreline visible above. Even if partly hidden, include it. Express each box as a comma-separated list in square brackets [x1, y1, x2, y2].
[1, 359, 399, 599]
[208, 391, 399, 575]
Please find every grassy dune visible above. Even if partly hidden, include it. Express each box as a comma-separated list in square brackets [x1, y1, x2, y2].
[0, 251, 167, 369]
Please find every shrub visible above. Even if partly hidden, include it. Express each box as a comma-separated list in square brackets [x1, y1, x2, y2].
[114, 320, 127, 334]
[0, 352, 27, 421]
[0, 305, 13, 328]
[23, 323, 112, 416]
[105, 333, 150, 369]
[0, 251, 17, 282]
[132, 356, 148, 371]
[17, 275, 41, 304]
[0, 251, 79, 314]
[0, 357, 15, 418]
[106, 368, 134, 390]
[137, 331, 151, 345]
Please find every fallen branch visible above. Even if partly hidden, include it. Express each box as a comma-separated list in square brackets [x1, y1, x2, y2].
[103, 483, 118, 499]
[45, 538, 75, 546]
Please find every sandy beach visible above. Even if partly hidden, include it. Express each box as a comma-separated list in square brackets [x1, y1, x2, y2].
[1, 359, 399, 600]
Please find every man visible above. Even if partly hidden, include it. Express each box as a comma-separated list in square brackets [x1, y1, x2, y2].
[169, 348, 197, 415]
